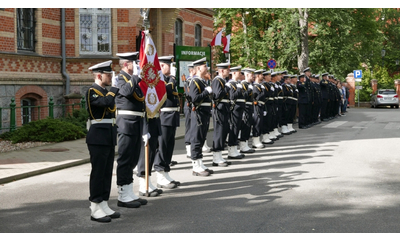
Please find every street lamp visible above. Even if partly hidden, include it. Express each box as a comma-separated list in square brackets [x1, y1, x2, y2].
[381, 49, 386, 67]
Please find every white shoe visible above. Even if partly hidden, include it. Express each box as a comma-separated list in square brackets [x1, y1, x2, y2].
[156, 171, 176, 189]
[213, 151, 228, 166]
[281, 125, 291, 135]
[269, 132, 277, 140]
[202, 141, 211, 153]
[240, 141, 255, 153]
[98, 201, 120, 218]
[138, 177, 160, 196]
[118, 184, 135, 202]
[274, 128, 282, 137]
[288, 123, 296, 133]
[192, 159, 210, 176]
[262, 134, 273, 144]
[186, 145, 191, 158]
[252, 136, 264, 148]
[90, 202, 110, 222]
[228, 146, 242, 159]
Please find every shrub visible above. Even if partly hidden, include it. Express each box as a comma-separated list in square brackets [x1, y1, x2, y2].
[61, 109, 89, 134]
[7, 118, 85, 144]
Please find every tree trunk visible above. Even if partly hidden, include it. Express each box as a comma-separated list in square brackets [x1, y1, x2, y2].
[298, 8, 309, 72]
[241, 9, 250, 64]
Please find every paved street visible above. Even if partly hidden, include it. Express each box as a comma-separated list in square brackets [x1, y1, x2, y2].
[1, 107, 400, 233]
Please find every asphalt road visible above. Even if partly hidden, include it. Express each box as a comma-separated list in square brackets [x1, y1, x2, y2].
[1, 107, 400, 233]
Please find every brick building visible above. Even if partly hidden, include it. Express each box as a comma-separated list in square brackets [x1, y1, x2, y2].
[0, 8, 214, 130]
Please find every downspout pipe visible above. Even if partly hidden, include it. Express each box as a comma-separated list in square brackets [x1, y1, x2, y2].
[61, 8, 70, 95]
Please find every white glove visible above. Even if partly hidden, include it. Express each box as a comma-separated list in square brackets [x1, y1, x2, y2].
[279, 85, 282, 89]
[261, 85, 265, 89]
[226, 82, 231, 88]
[133, 61, 141, 76]
[236, 83, 242, 88]
[170, 63, 176, 77]
[263, 111, 267, 116]
[205, 86, 212, 94]
[295, 89, 299, 92]
[112, 71, 118, 88]
[248, 85, 253, 90]
[271, 86, 275, 91]
[142, 133, 151, 147]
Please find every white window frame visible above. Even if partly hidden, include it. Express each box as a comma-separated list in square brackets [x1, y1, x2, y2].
[79, 8, 112, 55]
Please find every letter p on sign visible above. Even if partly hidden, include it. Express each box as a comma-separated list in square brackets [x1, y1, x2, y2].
[354, 70, 362, 79]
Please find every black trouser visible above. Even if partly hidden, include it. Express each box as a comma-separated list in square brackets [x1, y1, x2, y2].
[228, 103, 244, 146]
[252, 104, 264, 137]
[212, 103, 230, 151]
[88, 144, 115, 203]
[154, 125, 176, 173]
[184, 103, 191, 145]
[298, 103, 308, 127]
[137, 118, 161, 177]
[190, 109, 211, 160]
[272, 101, 278, 129]
[277, 100, 283, 127]
[285, 103, 294, 124]
[116, 133, 141, 186]
[264, 103, 275, 133]
[280, 101, 289, 126]
[320, 99, 328, 120]
[306, 102, 313, 125]
[239, 105, 253, 141]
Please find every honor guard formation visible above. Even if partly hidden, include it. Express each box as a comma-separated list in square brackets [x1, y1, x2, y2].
[86, 55, 347, 222]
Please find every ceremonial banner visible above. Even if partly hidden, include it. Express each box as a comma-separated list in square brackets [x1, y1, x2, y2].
[138, 30, 167, 118]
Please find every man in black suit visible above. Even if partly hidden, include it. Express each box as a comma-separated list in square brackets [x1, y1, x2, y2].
[297, 73, 309, 129]
[86, 60, 120, 223]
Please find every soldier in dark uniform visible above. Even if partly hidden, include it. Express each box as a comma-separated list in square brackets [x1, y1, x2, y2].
[297, 73, 309, 129]
[239, 68, 256, 154]
[189, 57, 213, 176]
[261, 70, 275, 144]
[310, 75, 319, 125]
[281, 75, 294, 135]
[314, 74, 322, 124]
[113, 53, 152, 204]
[251, 69, 267, 148]
[319, 73, 330, 121]
[183, 63, 195, 158]
[154, 56, 181, 189]
[86, 60, 120, 223]
[304, 67, 313, 128]
[287, 75, 298, 133]
[210, 62, 231, 167]
[226, 66, 246, 159]
[270, 72, 282, 139]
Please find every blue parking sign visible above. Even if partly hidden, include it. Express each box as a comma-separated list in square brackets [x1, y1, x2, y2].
[354, 70, 362, 79]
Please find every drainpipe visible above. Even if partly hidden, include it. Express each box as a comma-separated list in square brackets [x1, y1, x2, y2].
[61, 8, 70, 95]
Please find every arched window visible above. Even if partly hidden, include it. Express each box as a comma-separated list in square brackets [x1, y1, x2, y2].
[175, 19, 183, 45]
[21, 99, 33, 125]
[195, 24, 202, 47]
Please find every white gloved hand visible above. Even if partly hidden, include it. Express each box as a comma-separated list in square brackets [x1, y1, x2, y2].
[248, 85, 253, 90]
[170, 63, 176, 77]
[226, 82, 231, 88]
[263, 111, 267, 116]
[236, 83, 242, 88]
[271, 86, 275, 91]
[205, 86, 212, 94]
[142, 133, 151, 147]
[261, 85, 265, 89]
[112, 71, 118, 88]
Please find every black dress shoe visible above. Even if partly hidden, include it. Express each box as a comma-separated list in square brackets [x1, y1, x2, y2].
[118, 200, 141, 208]
[91, 216, 111, 223]
[107, 211, 121, 219]
[139, 189, 159, 197]
[240, 149, 255, 153]
[205, 168, 214, 174]
[171, 180, 181, 186]
[169, 161, 178, 166]
[299, 126, 307, 129]
[228, 155, 243, 159]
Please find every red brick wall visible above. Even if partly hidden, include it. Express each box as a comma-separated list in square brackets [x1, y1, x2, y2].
[42, 8, 61, 56]
[0, 9, 15, 52]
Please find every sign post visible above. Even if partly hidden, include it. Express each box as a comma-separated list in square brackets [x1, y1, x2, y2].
[353, 70, 363, 108]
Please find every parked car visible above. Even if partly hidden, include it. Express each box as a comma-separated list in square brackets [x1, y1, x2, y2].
[370, 89, 399, 108]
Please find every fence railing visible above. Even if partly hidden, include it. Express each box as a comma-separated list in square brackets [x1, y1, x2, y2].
[1, 94, 187, 134]
[0, 97, 86, 133]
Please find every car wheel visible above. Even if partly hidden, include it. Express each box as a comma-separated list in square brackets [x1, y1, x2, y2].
[391, 105, 394, 108]
[396, 105, 399, 109]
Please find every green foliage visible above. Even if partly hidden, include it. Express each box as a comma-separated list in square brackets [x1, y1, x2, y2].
[4, 118, 85, 144]
[61, 109, 89, 134]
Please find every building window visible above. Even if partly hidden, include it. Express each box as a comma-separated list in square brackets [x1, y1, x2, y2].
[195, 24, 202, 47]
[17, 8, 35, 51]
[21, 99, 32, 125]
[175, 19, 183, 46]
[79, 8, 111, 55]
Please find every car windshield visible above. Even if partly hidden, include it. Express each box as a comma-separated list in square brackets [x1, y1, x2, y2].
[378, 90, 396, 95]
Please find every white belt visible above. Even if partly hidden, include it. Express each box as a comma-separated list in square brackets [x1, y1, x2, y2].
[219, 99, 230, 103]
[246, 102, 253, 105]
[199, 102, 211, 107]
[257, 101, 265, 105]
[278, 97, 284, 99]
[118, 110, 145, 117]
[274, 97, 278, 100]
[236, 99, 246, 102]
[288, 97, 297, 101]
[91, 118, 116, 125]
[161, 107, 180, 112]
[268, 98, 275, 101]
